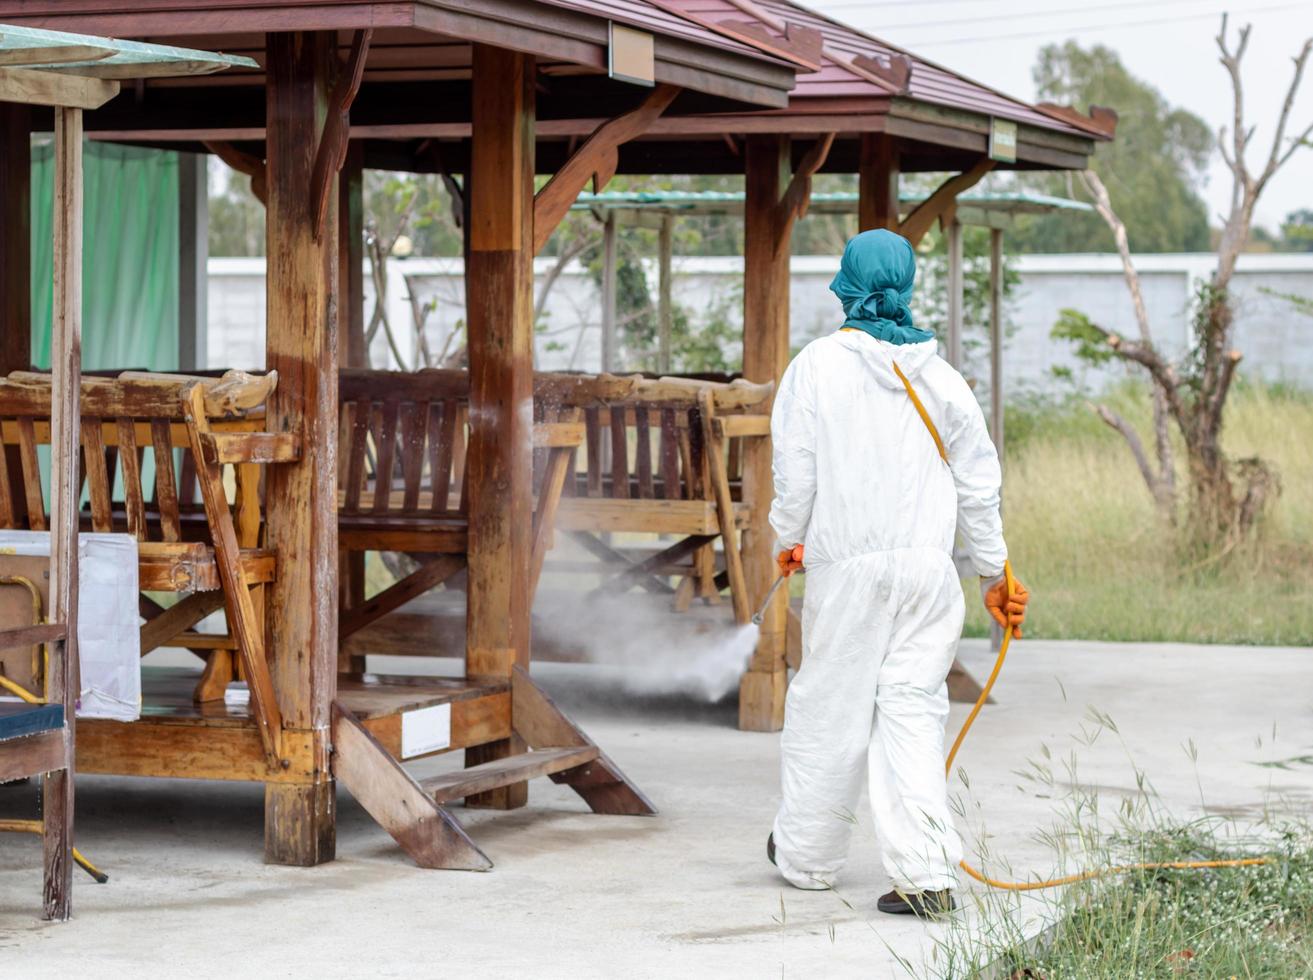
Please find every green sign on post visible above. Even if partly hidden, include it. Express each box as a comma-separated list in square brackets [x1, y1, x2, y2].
[989, 118, 1017, 164]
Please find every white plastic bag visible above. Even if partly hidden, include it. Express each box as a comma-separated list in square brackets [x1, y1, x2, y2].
[0, 530, 141, 721]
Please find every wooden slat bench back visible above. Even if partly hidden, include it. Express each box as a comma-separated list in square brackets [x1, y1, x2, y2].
[336, 369, 582, 652]
[0, 372, 292, 765]
[535, 372, 773, 623]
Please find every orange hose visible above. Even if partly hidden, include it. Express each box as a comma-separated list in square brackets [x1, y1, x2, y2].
[945, 560, 1273, 890]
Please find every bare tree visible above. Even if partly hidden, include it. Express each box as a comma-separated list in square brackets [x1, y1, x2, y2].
[1056, 17, 1310, 550]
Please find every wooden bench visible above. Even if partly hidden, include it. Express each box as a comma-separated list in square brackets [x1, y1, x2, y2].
[337, 368, 582, 657]
[535, 371, 773, 624]
[0, 371, 294, 765]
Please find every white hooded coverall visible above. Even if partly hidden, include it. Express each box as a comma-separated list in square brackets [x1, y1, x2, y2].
[769, 329, 1006, 892]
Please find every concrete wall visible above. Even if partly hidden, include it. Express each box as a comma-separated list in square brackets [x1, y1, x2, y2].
[207, 253, 1313, 394]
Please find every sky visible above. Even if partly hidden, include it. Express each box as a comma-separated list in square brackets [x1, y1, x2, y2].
[803, 0, 1313, 231]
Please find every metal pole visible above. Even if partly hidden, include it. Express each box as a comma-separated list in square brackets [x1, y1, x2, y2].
[601, 210, 617, 373]
[946, 217, 963, 370]
[657, 212, 672, 374]
[989, 226, 1004, 456]
[988, 226, 1004, 653]
[178, 151, 209, 371]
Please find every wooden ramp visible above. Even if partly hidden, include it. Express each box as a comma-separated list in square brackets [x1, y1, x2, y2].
[332, 666, 653, 868]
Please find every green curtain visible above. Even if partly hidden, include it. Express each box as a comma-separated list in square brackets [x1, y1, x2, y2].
[30, 140, 179, 371]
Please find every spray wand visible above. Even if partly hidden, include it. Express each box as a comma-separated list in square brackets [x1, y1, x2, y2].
[751, 573, 794, 626]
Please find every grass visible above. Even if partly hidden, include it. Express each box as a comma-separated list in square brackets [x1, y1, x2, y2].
[919, 704, 1313, 979]
[1024, 833, 1313, 978]
[929, 820, 1313, 979]
[959, 381, 1313, 645]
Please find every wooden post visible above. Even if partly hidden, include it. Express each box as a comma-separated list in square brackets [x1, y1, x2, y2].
[178, 151, 208, 371]
[657, 213, 673, 373]
[858, 133, 899, 232]
[263, 31, 338, 866]
[945, 217, 964, 370]
[43, 105, 82, 923]
[600, 210, 617, 372]
[739, 135, 792, 732]
[464, 43, 535, 809]
[0, 105, 31, 523]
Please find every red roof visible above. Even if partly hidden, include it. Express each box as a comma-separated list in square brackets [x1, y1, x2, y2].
[660, 0, 1099, 138]
[545, 0, 796, 64]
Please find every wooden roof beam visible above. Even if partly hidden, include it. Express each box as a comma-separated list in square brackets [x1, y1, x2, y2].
[712, 20, 823, 71]
[311, 28, 372, 240]
[532, 83, 679, 254]
[777, 132, 835, 230]
[0, 65, 118, 109]
[898, 156, 993, 246]
[204, 139, 266, 204]
[852, 53, 911, 96]
[1034, 103, 1119, 139]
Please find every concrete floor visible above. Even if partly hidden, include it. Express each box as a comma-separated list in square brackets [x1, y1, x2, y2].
[1, 640, 1310, 978]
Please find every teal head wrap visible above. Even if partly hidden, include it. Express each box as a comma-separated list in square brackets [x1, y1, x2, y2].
[829, 229, 933, 345]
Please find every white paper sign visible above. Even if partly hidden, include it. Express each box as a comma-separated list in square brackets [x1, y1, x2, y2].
[401, 703, 452, 759]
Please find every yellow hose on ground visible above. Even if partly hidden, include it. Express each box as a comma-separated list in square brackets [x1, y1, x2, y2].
[944, 560, 1272, 891]
[0, 819, 109, 883]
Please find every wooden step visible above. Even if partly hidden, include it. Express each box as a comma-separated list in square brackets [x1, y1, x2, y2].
[420, 745, 599, 805]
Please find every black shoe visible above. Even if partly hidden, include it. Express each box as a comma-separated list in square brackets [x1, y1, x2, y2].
[877, 889, 957, 918]
[767, 833, 777, 867]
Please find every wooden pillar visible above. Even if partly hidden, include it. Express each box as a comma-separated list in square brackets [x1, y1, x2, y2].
[178, 151, 208, 371]
[463, 44, 535, 809]
[600, 210, 617, 372]
[657, 213, 673, 373]
[945, 217, 964, 369]
[43, 105, 82, 923]
[739, 135, 792, 732]
[0, 106, 31, 524]
[263, 31, 338, 866]
[858, 133, 899, 232]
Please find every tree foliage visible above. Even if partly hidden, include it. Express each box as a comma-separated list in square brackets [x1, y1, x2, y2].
[208, 166, 265, 256]
[1277, 208, 1313, 252]
[1007, 43, 1213, 254]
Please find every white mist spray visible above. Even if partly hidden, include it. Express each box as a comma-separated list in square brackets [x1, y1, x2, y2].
[533, 591, 760, 702]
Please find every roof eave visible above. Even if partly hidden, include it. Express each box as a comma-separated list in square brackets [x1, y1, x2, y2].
[418, 0, 795, 108]
[0, 0, 797, 109]
[886, 97, 1097, 169]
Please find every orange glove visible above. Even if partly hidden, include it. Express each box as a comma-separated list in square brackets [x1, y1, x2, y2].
[983, 571, 1029, 638]
[776, 544, 804, 577]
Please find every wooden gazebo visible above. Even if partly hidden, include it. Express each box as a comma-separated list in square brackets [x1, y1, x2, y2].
[0, 0, 801, 869]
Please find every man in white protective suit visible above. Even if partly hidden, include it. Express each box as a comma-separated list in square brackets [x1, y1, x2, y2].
[764, 228, 1029, 918]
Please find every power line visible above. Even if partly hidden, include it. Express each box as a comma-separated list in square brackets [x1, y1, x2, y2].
[891, 1, 1307, 47]
[829, 0, 1223, 33]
